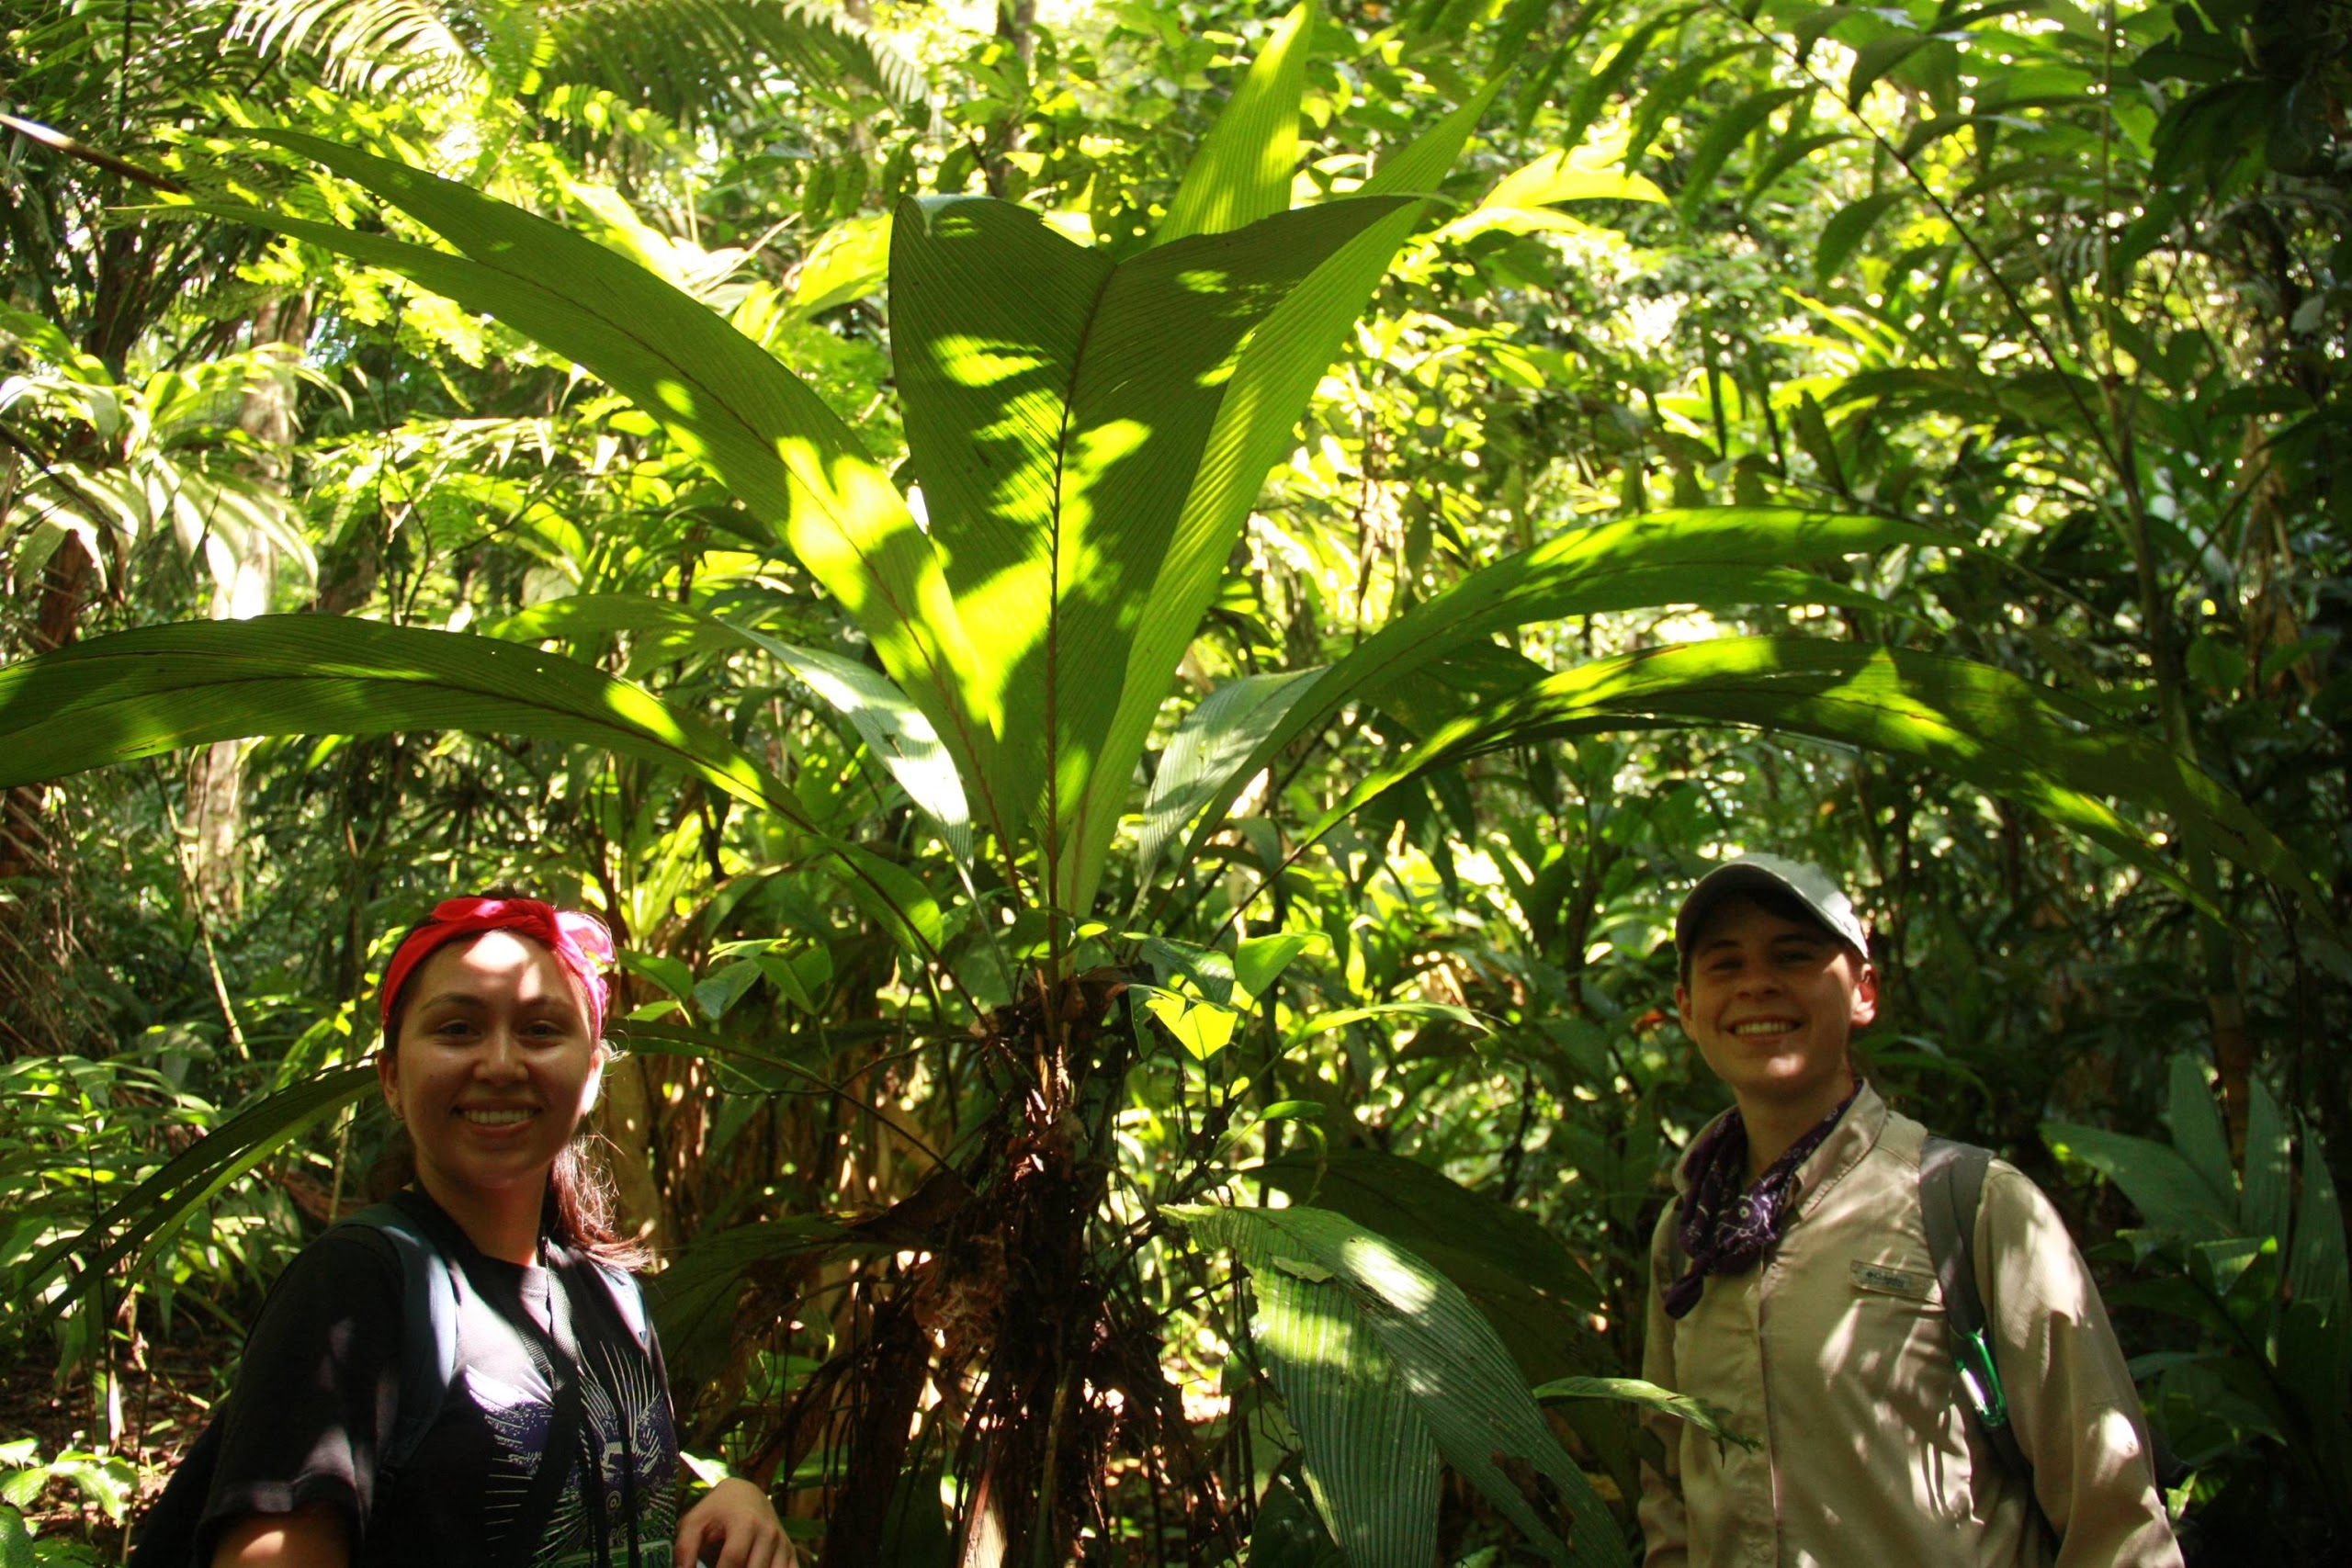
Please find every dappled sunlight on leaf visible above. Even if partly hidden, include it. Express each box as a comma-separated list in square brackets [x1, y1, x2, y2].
[1341, 1235, 1437, 1314]
[931, 333, 1057, 390]
[1176, 1201, 1623, 1566]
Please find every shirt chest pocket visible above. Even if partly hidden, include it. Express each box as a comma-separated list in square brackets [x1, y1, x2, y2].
[1849, 1257, 1940, 1305]
[1833, 1256, 1952, 1392]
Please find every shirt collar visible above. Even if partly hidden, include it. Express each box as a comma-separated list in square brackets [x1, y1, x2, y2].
[1791, 1078, 1888, 1215]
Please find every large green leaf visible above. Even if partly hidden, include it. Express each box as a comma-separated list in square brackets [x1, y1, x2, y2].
[1532, 1377, 1755, 1453]
[890, 194, 1419, 886]
[2284, 1120, 2349, 1332]
[1173, 1202, 1624, 1568]
[2242, 1078, 2292, 1247]
[1287, 637, 2323, 930]
[2041, 1122, 2238, 1243]
[1167, 509, 1941, 884]
[1059, 87, 1502, 913]
[0, 614, 797, 812]
[0, 616, 946, 951]
[2278, 1116, 2351, 1424]
[1253, 1146, 1608, 1384]
[1134, 669, 1325, 895]
[2165, 1054, 2239, 1222]
[200, 133, 1002, 836]
[1250, 1263, 1442, 1568]
[489, 593, 974, 860]
[1361, 78, 1506, 199]
[1159, 0, 1317, 244]
[1056, 195, 1422, 913]
[887, 194, 1110, 847]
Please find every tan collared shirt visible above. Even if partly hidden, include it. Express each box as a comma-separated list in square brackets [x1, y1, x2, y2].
[1638, 1084, 2182, 1568]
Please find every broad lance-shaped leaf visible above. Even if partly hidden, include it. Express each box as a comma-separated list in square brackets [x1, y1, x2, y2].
[2165, 1054, 2239, 1220]
[1131, 669, 1322, 898]
[891, 194, 1418, 872]
[489, 593, 974, 863]
[1252, 1146, 1610, 1388]
[1120, 93, 1510, 911]
[1060, 87, 1501, 916]
[1165, 508, 1944, 893]
[2243, 1077, 2293, 1248]
[1250, 1265, 1442, 1568]
[0, 615, 943, 954]
[2040, 1121, 2237, 1244]
[0, 614, 797, 812]
[2283, 1118, 2350, 1336]
[1172, 1202, 1625, 1568]
[199, 132, 1009, 845]
[1295, 637, 2328, 931]
[1159, 0, 1317, 244]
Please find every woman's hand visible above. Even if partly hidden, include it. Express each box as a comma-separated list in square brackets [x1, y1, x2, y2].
[673, 1475, 793, 1568]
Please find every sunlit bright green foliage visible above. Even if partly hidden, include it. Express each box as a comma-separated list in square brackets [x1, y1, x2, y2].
[2, 0, 2347, 1560]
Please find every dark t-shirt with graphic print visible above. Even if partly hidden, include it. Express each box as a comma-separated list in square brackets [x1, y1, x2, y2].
[197, 1190, 677, 1568]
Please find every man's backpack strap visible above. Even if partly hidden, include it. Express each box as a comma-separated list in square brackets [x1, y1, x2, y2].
[1920, 1138, 2034, 1483]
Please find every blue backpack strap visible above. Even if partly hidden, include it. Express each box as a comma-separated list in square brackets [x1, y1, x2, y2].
[341, 1201, 463, 1471]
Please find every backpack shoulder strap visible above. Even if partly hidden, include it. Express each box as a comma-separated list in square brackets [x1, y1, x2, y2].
[584, 1259, 651, 1352]
[1920, 1138, 2033, 1483]
[343, 1201, 464, 1471]
[132, 1205, 462, 1567]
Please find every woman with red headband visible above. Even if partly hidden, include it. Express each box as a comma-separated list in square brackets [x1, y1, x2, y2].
[188, 896, 790, 1568]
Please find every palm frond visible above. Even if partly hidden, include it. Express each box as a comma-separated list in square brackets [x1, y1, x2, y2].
[537, 0, 927, 118]
[230, 0, 482, 98]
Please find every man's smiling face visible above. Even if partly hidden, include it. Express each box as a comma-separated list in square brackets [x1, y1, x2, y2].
[1676, 893, 1877, 1118]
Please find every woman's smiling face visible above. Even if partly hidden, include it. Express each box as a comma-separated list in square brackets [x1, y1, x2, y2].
[1675, 894, 1876, 1117]
[379, 929, 605, 1214]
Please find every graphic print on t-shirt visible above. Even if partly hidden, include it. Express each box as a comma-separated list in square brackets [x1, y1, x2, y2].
[531, 1335, 679, 1568]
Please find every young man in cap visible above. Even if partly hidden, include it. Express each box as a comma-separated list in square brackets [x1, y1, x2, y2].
[1636, 853, 2181, 1567]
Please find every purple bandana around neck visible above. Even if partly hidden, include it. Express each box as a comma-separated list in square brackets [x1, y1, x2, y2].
[1663, 1089, 1860, 1320]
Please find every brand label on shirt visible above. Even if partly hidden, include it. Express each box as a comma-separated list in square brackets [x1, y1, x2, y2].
[1849, 1259, 1937, 1300]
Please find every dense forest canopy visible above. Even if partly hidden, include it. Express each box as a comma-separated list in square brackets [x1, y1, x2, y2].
[2, 0, 2347, 1561]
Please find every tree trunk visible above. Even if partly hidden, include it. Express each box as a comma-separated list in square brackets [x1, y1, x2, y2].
[186, 294, 310, 919]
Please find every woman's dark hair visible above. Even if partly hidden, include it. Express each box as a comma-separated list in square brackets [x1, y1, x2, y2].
[373, 890, 646, 1269]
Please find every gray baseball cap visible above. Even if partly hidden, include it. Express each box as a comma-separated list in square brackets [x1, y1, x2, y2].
[1675, 853, 1871, 960]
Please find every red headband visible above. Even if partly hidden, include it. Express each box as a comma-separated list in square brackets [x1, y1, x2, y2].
[379, 897, 616, 1038]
